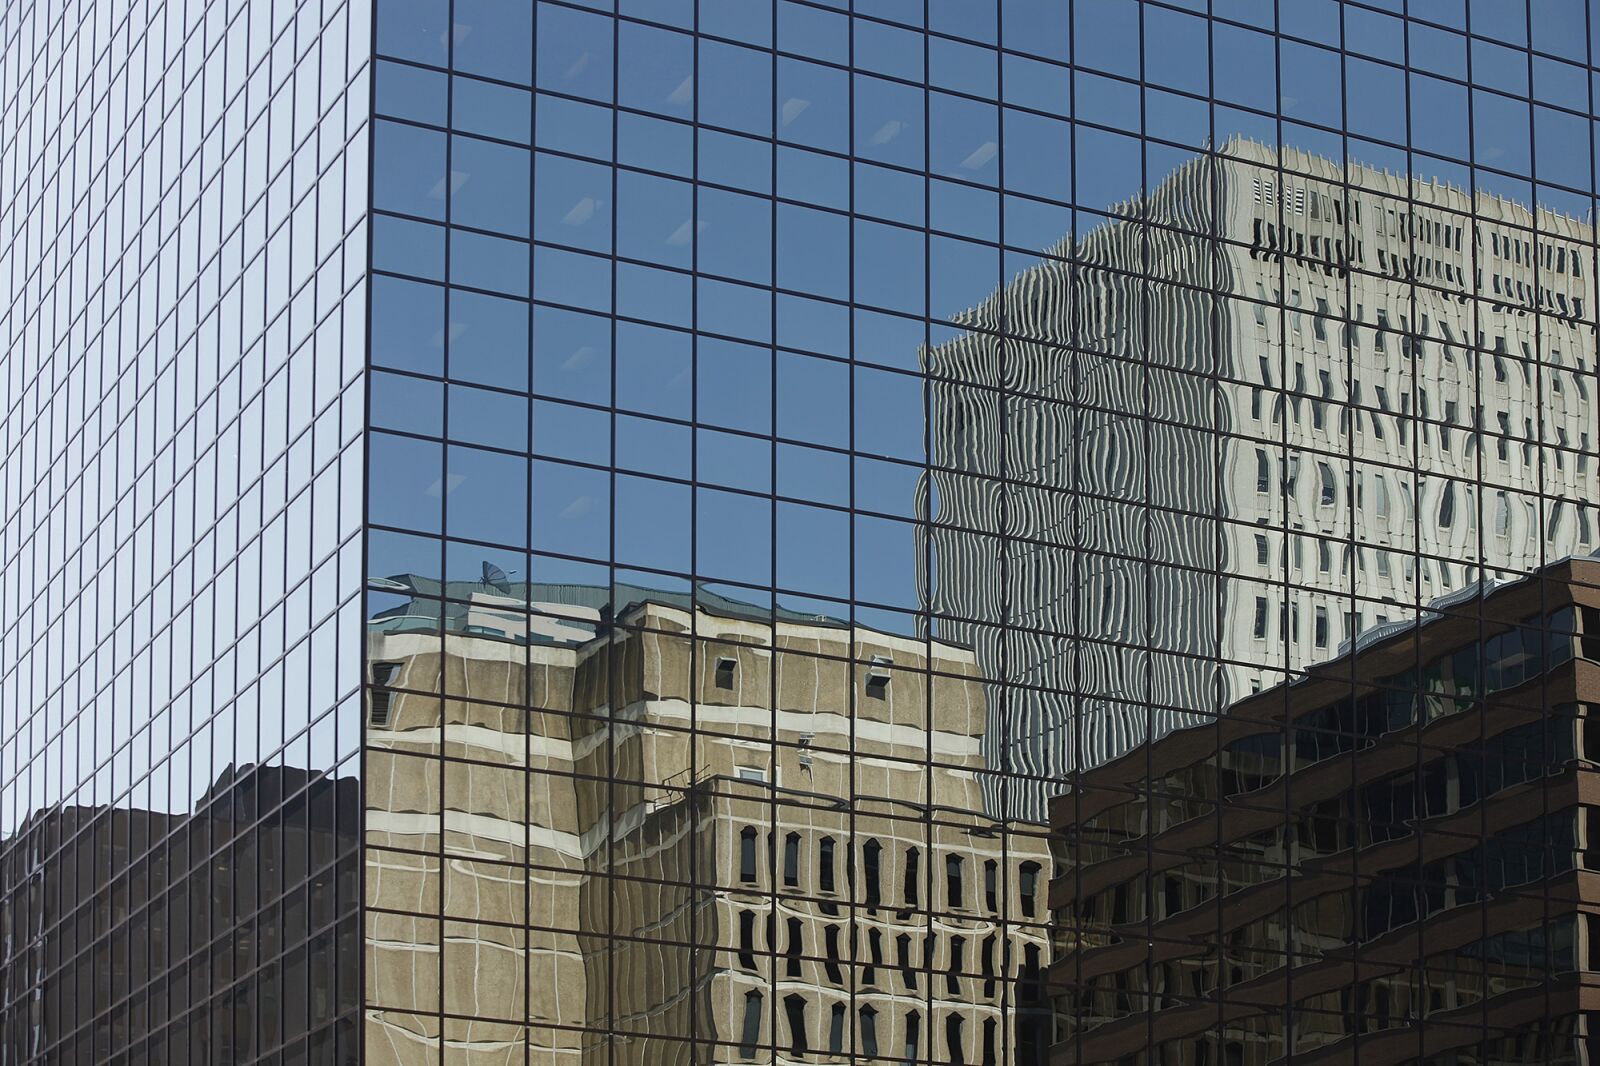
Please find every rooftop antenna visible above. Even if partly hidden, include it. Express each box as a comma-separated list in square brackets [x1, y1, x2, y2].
[481, 561, 514, 593]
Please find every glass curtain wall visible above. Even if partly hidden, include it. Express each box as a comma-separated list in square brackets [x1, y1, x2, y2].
[0, 0, 371, 1061]
[362, 0, 1600, 1063]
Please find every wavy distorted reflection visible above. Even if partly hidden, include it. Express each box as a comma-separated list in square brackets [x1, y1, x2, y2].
[363, 574, 1052, 1063]
[1052, 556, 1600, 1066]
[924, 138, 1596, 821]
[359, 133, 1600, 1065]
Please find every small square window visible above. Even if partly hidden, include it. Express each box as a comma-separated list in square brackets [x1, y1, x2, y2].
[715, 656, 738, 689]
[865, 656, 893, 699]
[369, 662, 404, 727]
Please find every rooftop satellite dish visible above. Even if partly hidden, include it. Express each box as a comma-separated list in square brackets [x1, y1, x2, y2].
[481, 561, 511, 592]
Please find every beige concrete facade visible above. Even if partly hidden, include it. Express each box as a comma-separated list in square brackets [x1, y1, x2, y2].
[363, 589, 1052, 1063]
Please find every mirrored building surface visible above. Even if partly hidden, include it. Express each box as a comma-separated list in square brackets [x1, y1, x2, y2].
[362, 577, 1053, 1062]
[1052, 558, 1600, 1065]
[5, 1, 1600, 1065]
[0, 0, 370, 1060]
[927, 136, 1599, 820]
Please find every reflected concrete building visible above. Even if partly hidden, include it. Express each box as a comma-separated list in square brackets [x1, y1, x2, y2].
[362, 578, 1052, 1064]
[1049, 556, 1600, 1065]
[924, 140, 1599, 817]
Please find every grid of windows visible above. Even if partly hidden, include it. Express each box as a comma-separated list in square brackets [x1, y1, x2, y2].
[5, 0, 1599, 1064]
[359, 0, 1600, 1064]
[0, 0, 370, 1061]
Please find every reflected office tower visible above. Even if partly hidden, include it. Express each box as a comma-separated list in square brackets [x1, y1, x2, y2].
[361, 576, 1052, 1064]
[0, 767, 361, 1062]
[1052, 557, 1600, 1064]
[925, 139, 1598, 818]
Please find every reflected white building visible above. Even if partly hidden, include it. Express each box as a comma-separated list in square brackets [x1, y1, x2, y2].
[924, 140, 1599, 818]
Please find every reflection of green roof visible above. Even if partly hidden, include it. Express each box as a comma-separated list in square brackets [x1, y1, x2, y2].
[608, 583, 849, 628]
[368, 575, 850, 640]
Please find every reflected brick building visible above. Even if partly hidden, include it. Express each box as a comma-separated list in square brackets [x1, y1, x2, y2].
[0, 766, 361, 1064]
[1049, 557, 1600, 1065]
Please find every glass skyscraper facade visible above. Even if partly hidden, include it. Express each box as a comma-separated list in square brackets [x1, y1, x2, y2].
[5, 0, 1600, 1064]
[1, 0, 371, 1056]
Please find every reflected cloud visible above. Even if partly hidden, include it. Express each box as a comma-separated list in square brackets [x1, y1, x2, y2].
[780, 98, 809, 126]
[960, 141, 998, 171]
[562, 197, 598, 226]
[869, 120, 904, 145]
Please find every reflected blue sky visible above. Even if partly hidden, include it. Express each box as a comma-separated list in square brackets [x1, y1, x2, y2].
[363, 0, 1600, 692]
[370, 7, 1600, 615]
[361, 13, 1597, 821]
